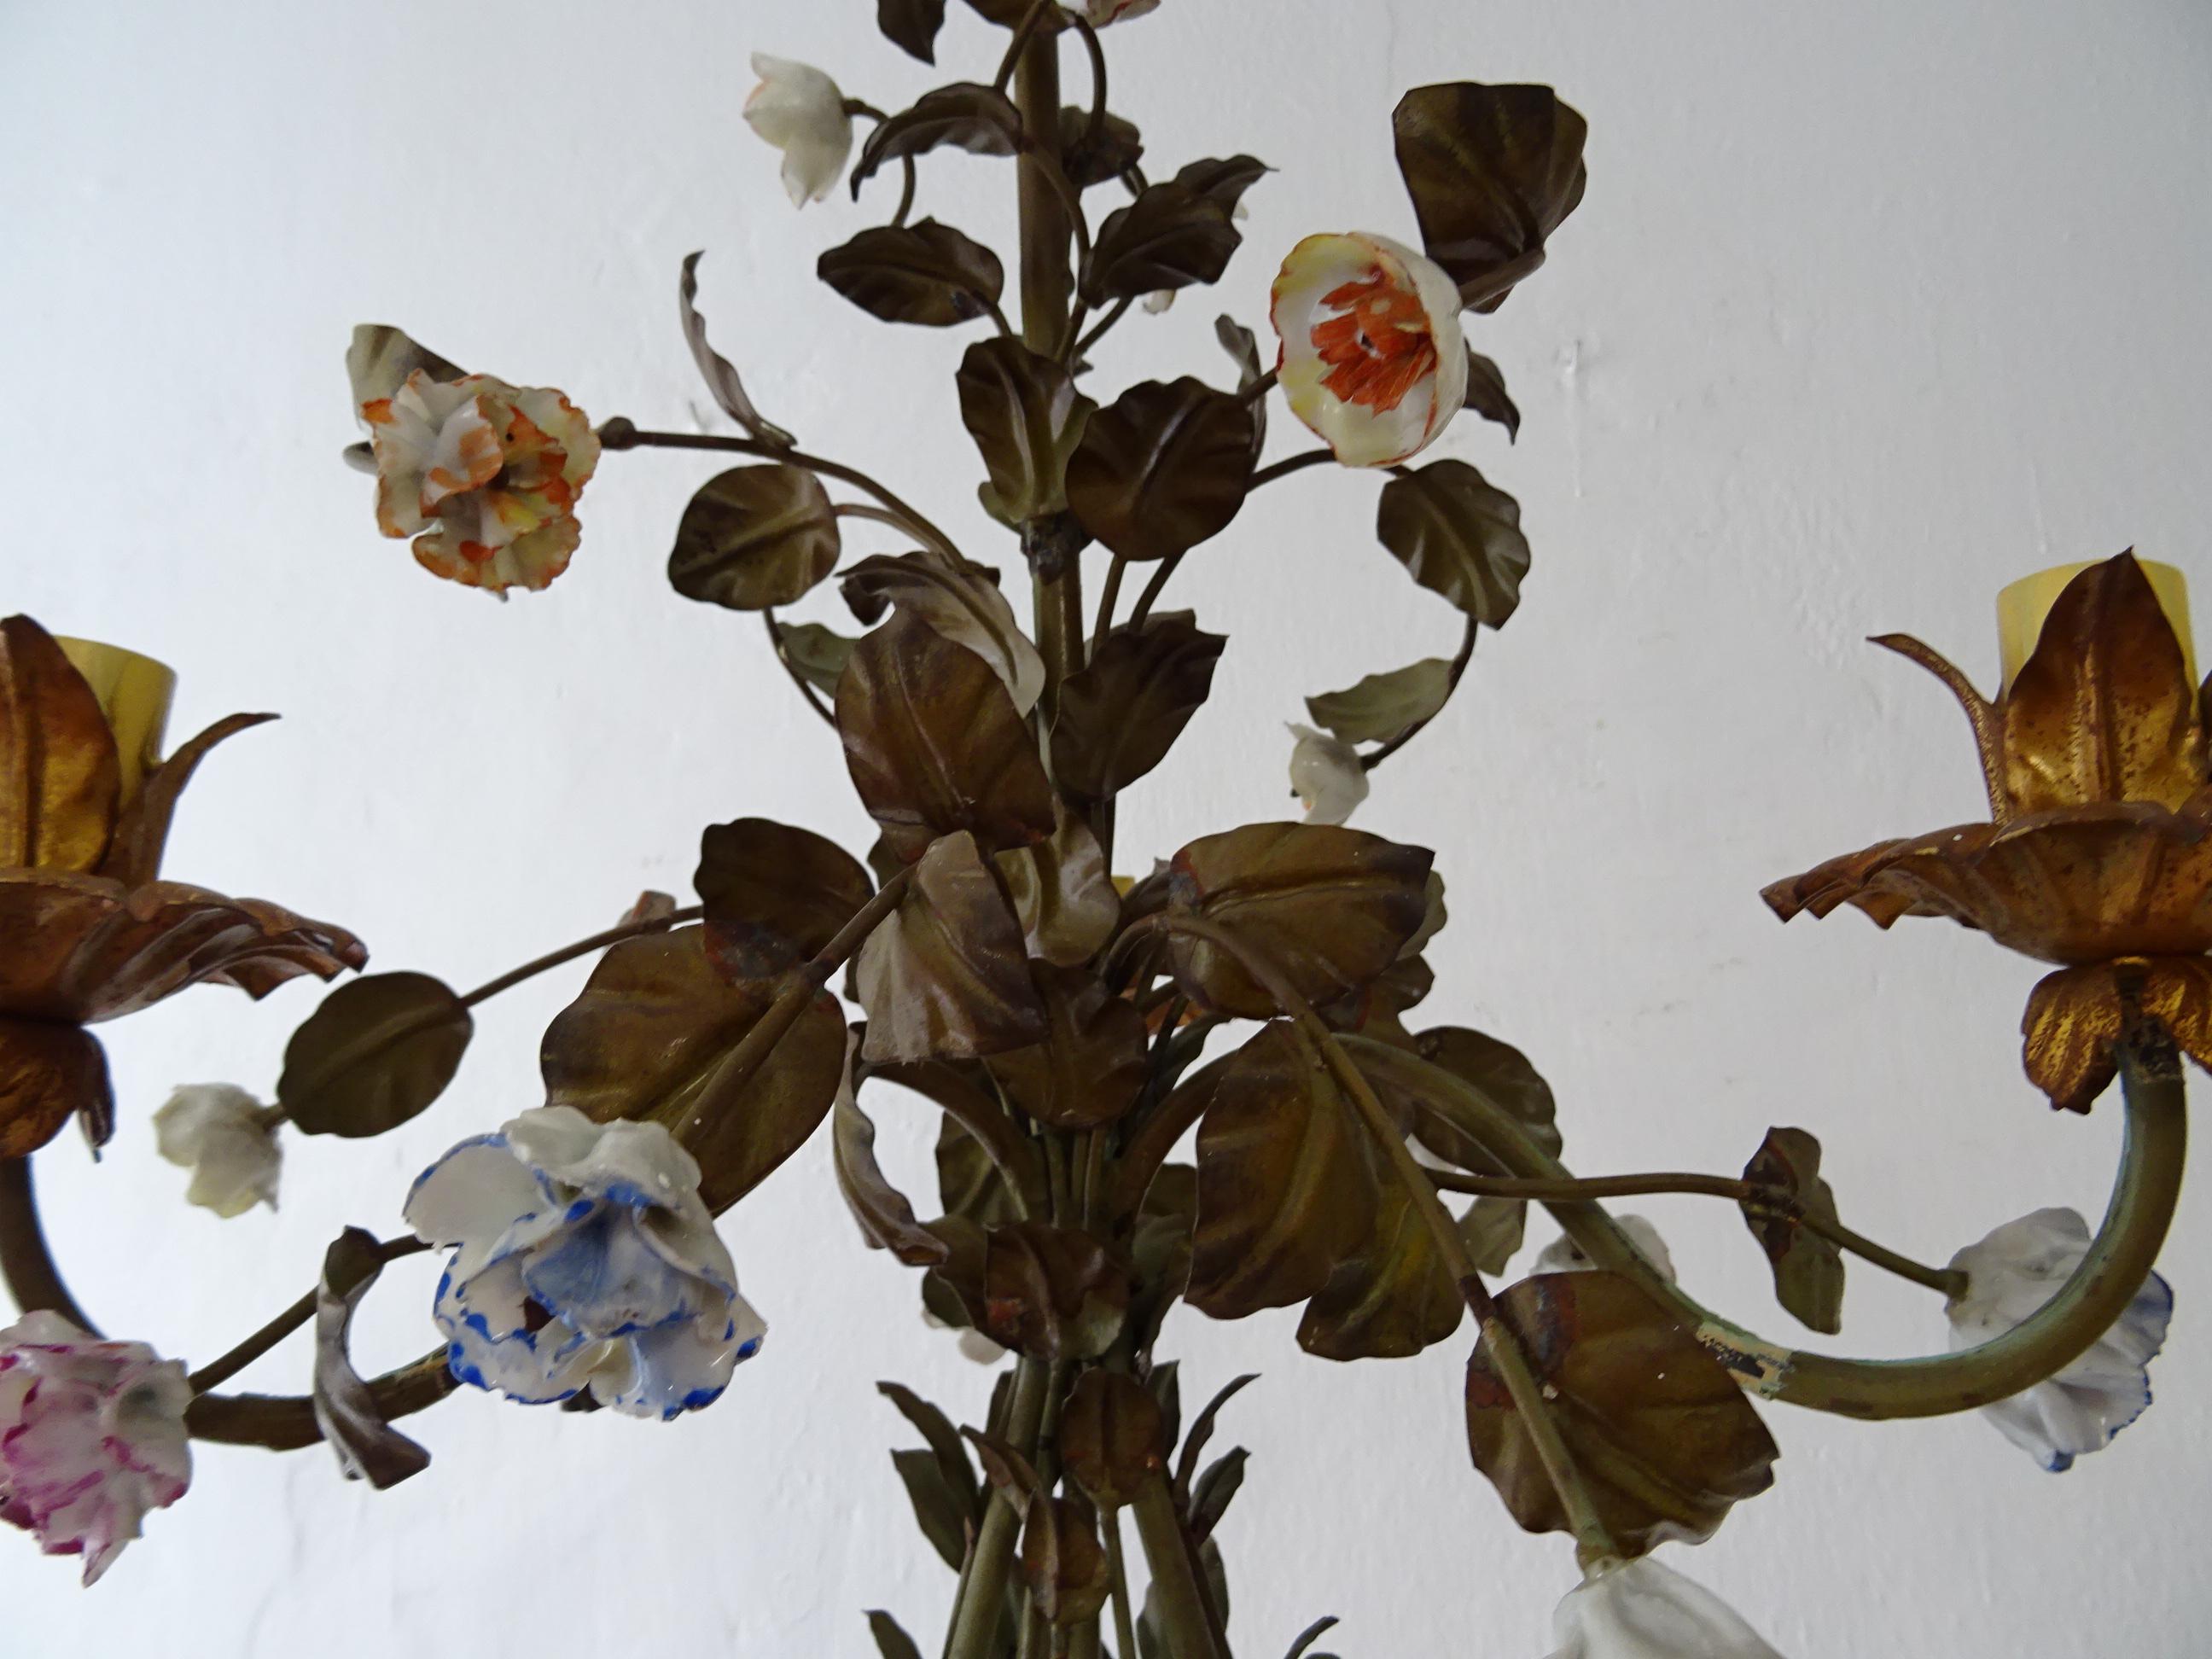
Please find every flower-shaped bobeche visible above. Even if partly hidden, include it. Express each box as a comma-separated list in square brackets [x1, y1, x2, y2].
[1765, 553, 2212, 1110]
[1272, 231, 1468, 467]
[407, 1107, 765, 1419]
[1946, 1208, 2173, 1472]
[0, 619, 364, 1155]
[347, 326, 599, 597]
[0, 1313, 192, 1586]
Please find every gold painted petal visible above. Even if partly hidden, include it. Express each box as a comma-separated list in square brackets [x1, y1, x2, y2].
[2021, 964, 2123, 1115]
[2001, 553, 2204, 815]
[0, 870, 364, 1023]
[0, 617, 121, 873]
[0, 1016, 112, 1156]
[2137, 956, 2212, 1082]
[1871, 633, 2006, 821]
[98, 712, 277, 888]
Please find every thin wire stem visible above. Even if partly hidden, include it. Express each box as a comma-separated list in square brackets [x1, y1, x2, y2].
[187, 1237, 434, 1393]
[460, 906, 706, 1009]
[1092, 553, 1127, 646]
[1125, 551, 1181, 630]
[1249, 447, 1332, 488]
[1072, 294, 1133, 361]
[1361, 615, 1477, 773]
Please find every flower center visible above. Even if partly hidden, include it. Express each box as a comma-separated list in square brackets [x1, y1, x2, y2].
[1311, 269, 1437, 413]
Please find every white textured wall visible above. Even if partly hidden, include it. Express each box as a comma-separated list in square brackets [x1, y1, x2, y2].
[4, 1, 2209, 1652]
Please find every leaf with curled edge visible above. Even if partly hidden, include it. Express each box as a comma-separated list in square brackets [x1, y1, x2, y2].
[668, 466, 840, 610]
[101, 712, 275, 888]
[1464, 1272, 1779, 1557]
[1174, 154, 1271, 215]
[1052, 612, 1226, 800]
[837, 613, 1057, 863]
[1393, 82, 1588, 310]
[1740, 1126, 1846, 1336]
[1062, 1370, 1168, 1508]
[278, 973, 473, 1138]
[679, 252, 795, 448]
[1021, 1493, 1111, 1626]
[1066, 378, 1257, 562]
[986, 963, 1149, 1130]
[539, 928, 844, 1210]
[1189, 1022, 1380, 1318]
[835, 1047, 952, 1267]
[312, 1228, 431, 1489]
[994, 804, 1120, 967]
[852, 84, 1025, 198]
[1464, 349, 1521, 441]
[1061, 106, 1144, 188]
[1083, 183, 1242, 305]
[983, 1220, 1131, 1363]
[695, 818, 874, 980]
[876, 0, 947, 63]
[0, 1017, 110, 1158]
[1392, 1026, 1560, 1272]
[0, 616, 119, 874]
[1305, 660, 1455, 748]
[1166, 824, 1435, 1019]
[1215, 314, 1268, 457]
[773, 620, 859, 698]
[853, 831, 1049, 1065]
[1377, 460, 1531, 627]
[820, 220, 1006, 329]
[1297, 1173, 1464, 1360]
[958, 337, 1095, 524]
[841, 553, 1047, 717]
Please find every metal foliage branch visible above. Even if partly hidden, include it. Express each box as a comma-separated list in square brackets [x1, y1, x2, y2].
[0, 3, 2192, 1654]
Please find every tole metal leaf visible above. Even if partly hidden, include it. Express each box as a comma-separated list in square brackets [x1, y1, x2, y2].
[1393, 82, 1589, 310]
[957, 337, 1095, 523]
[819, 220, 1007, 329]
[1464, 348, 1521, 440]
[864, 1610, 927, 1659]
[853, 84, 1026, 198]
[1376, 460, 1531, 627]
[934, 1109, 1022, 1228]
[1215, 314, 1269, 457]
[1167, 823, 1435, 1019]
[1173, 154, 1271, 216]
[1464, 1272, 1780, 1557]
[1061, 106, 1144, 188]
[1021, 1495, 1112, 1627]
[985, 963, 1149, 1129]
[835, 1047, 952, 1266]
[1296, 1175, 1464, 1360]
[879, 1379, 982, 1518]
[0, 616, 120, 874]
[1053, 611, 1226, 800]
[1306, 659, 1455, 747]
[0, 1017, 110, 1159]
[696, 817, 875, 979]
[100, 712, 276, 889]
[1066, 378, 1257, 563]
[539, 928, 845, 1210]
[1189, 1022, 1380, 1318]
[668, 466, 840, 611]
[838, 614, 1056, 863]
[891, 1447, 971, 1572]
[278, 972, 473, 1138]
[311, 1228, 431, 1489]
[1188, 1446, 1247, 1544]
[1138, 1534, 1230, 1659]
[853, 831, 1050, 1064]
[772, 620, 859, 698]
[841, 554, 1047, 717]
[994, 803, 1120, 966]
[679, 252, 795, 448]
[982, 1220, 1130, 1362]
[1062, 1370, 1168, 1507]
[876, 0, 947, 63]
[1083, 182, 1242, 305]
[1175, 1371, 1258, 1503]
[1741, 1126, 1846, 1336]
[1391, 1026, 1561, 1267]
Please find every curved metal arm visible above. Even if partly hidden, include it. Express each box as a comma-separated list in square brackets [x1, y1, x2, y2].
[1342, 1032, 2187, 1421]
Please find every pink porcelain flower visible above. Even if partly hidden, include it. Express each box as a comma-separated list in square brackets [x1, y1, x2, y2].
[1272, 231, 1468, 467]
[347, 325, 599, 597]
[0, 1312, 191, 1585]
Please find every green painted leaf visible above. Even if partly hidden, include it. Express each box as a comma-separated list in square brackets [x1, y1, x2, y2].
[279, 972, 472, 1138]
[1305, 659, 1456, 746]
[1393, 82, 1588, 310]
[1066, 378, 1257, 562]
[1376, 460, 1530, 626]
[819, 219, 1004, 328]
[668, 465, 840, 610]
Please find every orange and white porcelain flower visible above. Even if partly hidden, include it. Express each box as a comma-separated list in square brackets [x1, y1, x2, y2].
[1272, 231, 1467, 468]
[347, 326, 598, 597]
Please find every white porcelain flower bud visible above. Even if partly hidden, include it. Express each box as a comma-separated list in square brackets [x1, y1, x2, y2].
[1535, 1214, 1678, 1283]
[744, 55, 855, 207]
[1288, 723, 1368, 825]
[153, 1085, 281, 1218]
[1548, 1557, 1787, 1658]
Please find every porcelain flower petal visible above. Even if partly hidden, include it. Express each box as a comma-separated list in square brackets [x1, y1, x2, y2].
[744, 55, 853, 207]
[1272, 231, 1467, 467]
[406, 1108, 765, 1420]
[0, 1312, 191, 1585]
[1548, 1557, 1787, 1659]
[1084, 0, 1162, 23]
[1536, 1214, 1678, 1283]
[1288, 723, 1368, 825]
[1946, 1206, 2172, 1471]
[152, 1084, 280, 1217]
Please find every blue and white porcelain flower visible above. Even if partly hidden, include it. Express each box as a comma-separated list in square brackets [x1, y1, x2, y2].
[405, 1106, 765, 1420]
[1945, 1206, 2173, 1472]
[1548, 1557, 1786, 1658]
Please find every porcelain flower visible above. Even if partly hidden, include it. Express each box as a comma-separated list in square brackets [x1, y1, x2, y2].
[0, 1312, 191, 1585]
[1548, 1557, 1786, 1659]
[1084, 0, 1162, 22]
[406, 1106, 764, 1420]
[1536, 1214, 1678, 1282]
[744, 55, 853, 207]
[1272, 231, 1468, 467]
[153, 1084, 281, 1217]
[1288, 723, 1368, 825]
[1946, 1207, 2173, 1471]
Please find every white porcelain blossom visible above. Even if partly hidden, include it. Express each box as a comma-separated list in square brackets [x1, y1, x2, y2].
[1536, 1214, 1679, 1283]
[1548, 1557, 1787, 1659]
[406, 1107, 765, 1420]
[1272, 231, 1468, 467]
[152, 1085, 281, 1217]
[1946, 1207, 2173, 1472]
[1083, 0, 1162, 22]
[744, 54, 854, 207]
[1288, 723, 1368, 824]
[0, 1312, 191, 1585]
